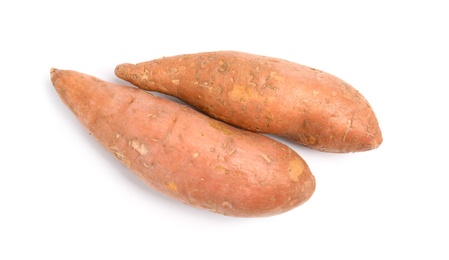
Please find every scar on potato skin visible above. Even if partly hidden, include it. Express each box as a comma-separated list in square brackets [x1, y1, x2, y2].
[162, 131, 172, 143]
[164, 182, 178, 192]
[258, 153, 272, 163]
[109, 148, 131, 168]
[288, 159, 304, 182]
[208, 120, 234, 135]
[222, 201, 232, 209]
[343, 119, 353, 142]
[215, 164, 229, 174]
[306, 135, 317, 145]
[129, 140, 148, 156]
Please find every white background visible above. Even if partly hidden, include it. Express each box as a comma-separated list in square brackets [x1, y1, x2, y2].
[1, 1, 448, 259]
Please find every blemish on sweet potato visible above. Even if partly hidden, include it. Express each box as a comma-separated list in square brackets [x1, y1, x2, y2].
[164, 182, 178, 193]
[222, 201, 232, 209]
[288, 159, 304, 182]
[258, 153, 272, 163]
[343, 119, 353, 142]
[130, 140, 148, 156]
[215, 164, 229, 174]
[147, 113, 157, 118]
[208, 120, 234, 135]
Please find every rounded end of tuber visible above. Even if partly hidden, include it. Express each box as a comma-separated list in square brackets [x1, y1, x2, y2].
[350, 117, 383, 152]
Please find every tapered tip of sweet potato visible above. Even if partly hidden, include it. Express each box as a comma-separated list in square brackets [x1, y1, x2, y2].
[50, 68, 59, 85]
[50, 68, 58, 79]
[114, 63, 133, 81]
[50, 68, 69, 93]
[50, 68, 64, 80]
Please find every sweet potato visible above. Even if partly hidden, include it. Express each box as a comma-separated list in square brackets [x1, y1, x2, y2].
[50, 68, 315, 217]
[115, 51, 382, 153]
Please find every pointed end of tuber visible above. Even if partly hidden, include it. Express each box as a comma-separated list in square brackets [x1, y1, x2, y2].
[50, 68, 61, 85]
[50, 68, 56, 80]
[114, 63, 133, 80]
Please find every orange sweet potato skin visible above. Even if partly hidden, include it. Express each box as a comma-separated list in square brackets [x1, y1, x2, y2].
[115, 51, 382, 153]
[50, 69, 315, 217]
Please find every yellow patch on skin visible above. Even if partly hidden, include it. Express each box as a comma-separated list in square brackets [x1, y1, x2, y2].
[164, 182, 178, 193]
[288, 159, 304, 182]
[208, 120, 234, 135]
[228, 84, 259, 103]
[171, 79, 180, 85]
[215, 165, 229, 173]
[304, 135, 317, 145]
[130, 140, 148, 156]
[146, 113, 156, 118]
[193, 152, 199, 158]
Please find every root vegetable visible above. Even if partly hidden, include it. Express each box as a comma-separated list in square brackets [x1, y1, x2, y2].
[115, 51, 382, 153]
[50, 68, 315, 217]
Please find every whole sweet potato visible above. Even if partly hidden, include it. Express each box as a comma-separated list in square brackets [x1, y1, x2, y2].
[115, 51, 382, 153]
[50, 68, 315, 217]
